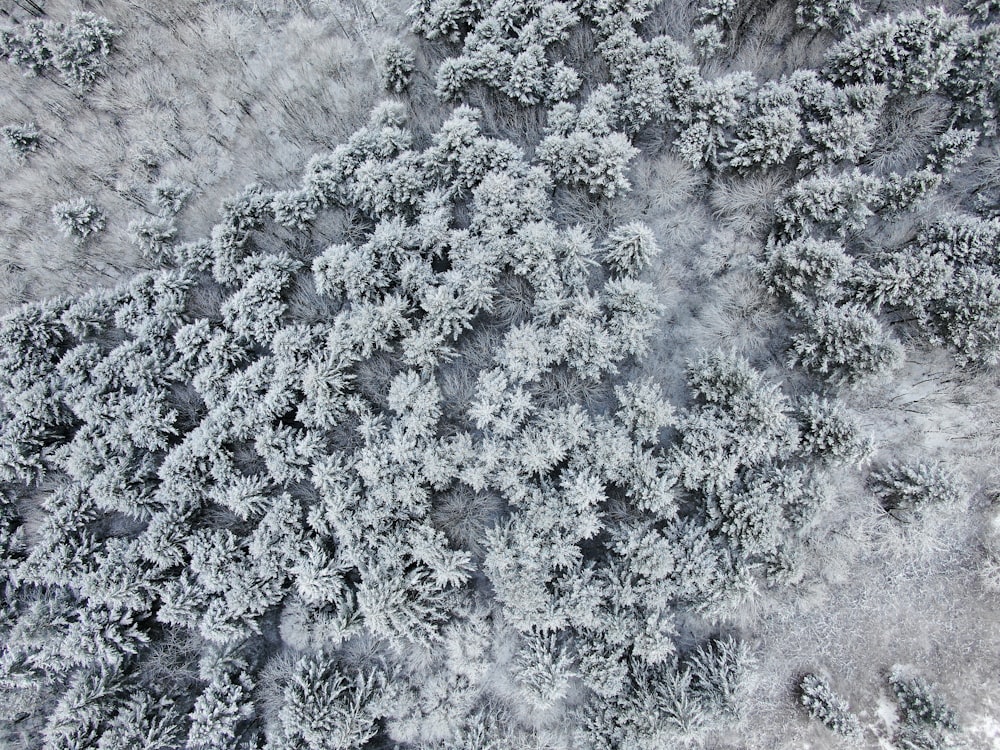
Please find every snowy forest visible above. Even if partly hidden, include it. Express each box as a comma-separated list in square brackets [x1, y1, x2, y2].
[1, 0, 999, 747]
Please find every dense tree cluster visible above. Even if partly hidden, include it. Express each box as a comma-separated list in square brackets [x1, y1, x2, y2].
[0, 0, 995, 747]
[0, 13, 118, 90]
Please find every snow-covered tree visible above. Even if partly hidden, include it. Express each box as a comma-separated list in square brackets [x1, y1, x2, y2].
[378, 41, 416, 93]
[789, 302, 902, 384]
[826, 8, 962, 95]
[186, 670, 256, 749]
[1, 13, 118, 89]
[604, 222, 661, 277]
[869, 460, 965, 513]
[775, 169, 881, 239]
[765, 237, 853, 302]
[52, 198, 106, 242]
[129, 216, 177, 261]
[274, 654, 386, 750]
[1, 122, 41, 157]
[796, 0, 859, 31]
[728, 80, 802, 173]
[888, 667, 960, 749]
[799, 673, 861, 736]
[512, 633, 579, 712]
[852, 249, 949, 318]
[928, 266, 1000, 366]
[536, 88, 639, 197]
[794, 394, 872, 464]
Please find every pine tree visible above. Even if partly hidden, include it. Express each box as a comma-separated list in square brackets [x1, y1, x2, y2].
[685, 635, 754, 717]
[765, 237, 853, 302]
[50, 13, 120, 89]
[928, 266, 1000, 366]
[603, 222, 661, 277]
[795, 0, 859, 32]
[52, 198, 106, 242]
[728, 80, 802, 173]
[799, 672, 861, 736]
[789, 302, 903, 385]
[852, 249, 949, 317]
[794, 394, 872, 464]
[512, 633, 579, 711]
[97, 691, 184, 750]
[151, 179, 193, 216]
[775, 169, 881, 239]
[1, 122, 41, 157]
[945, 23, 1000, 134]
[185, 671, 256, 749]
[869, 461, 964, 512]
[378, 41, 416, 93]
[42, 666, 122, 750]
[129, 217, 177, 262]
[916, 213, 1000, 267]
[826, 8, 962, 95]
[536, 88, 639, 197]
[276, 654, 386, 750]
[888, 667, 960, 750]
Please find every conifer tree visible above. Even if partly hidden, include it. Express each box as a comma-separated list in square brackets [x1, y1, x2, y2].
[1, 123, 41, 157]
[378, 41, 416, 93]
[52, 198, 106, 242]
[789, 303, 903, 385]
[799, 672, 861, 736]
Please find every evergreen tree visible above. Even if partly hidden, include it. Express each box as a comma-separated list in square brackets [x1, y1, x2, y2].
[151, 179, 193, 217]
[603, 222, 661, 277]
[129, 217, 177, 262]
[775, 169, 881, 239]
[869, 460, 964, 513]
[928, 266, 1000, 366]
[799, 672, 861, 736]
[826, 8, 962, 95]
[765, 237, 853, 302]
[789, 303, 903, 385]
[512, 633, 579, 712]
[852, 249, 949, 318]
[795, 0, 860, 32]
[1, 123, 41, 157]
[794, 394, 872, 464]
[275, 654, 386, 750]
[685, 635, 754, 718]
[186, 671, 256, 749]
[536, 88, 639, 197]
[0, 13, 119, 89]
[916, 213, 1000, 267]
[52, 198, 106, 242]
[378, 41, 416, 93]
[888, 667, 960, 750]
[728, 80, 802, 173]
